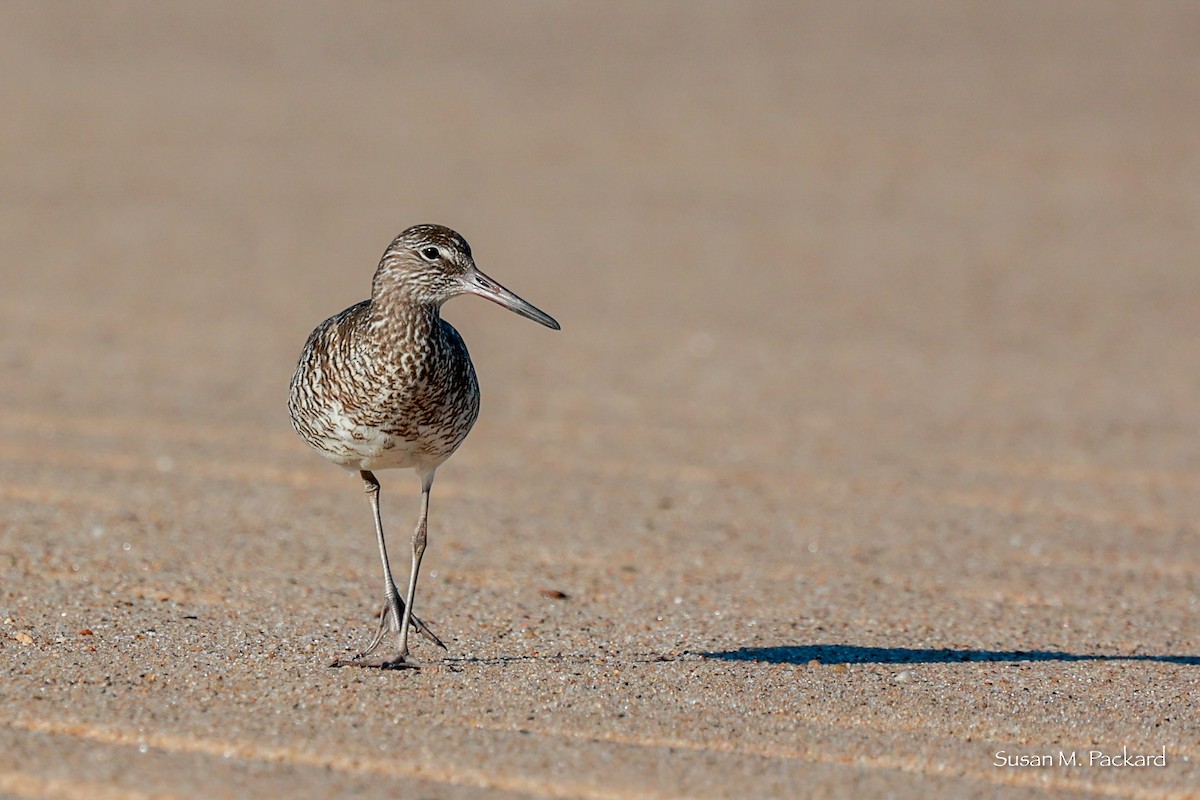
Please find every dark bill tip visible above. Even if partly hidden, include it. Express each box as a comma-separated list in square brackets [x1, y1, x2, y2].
[465, 270, 560, 331]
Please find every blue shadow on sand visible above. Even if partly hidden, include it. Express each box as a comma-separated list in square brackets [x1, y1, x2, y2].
[703, 645, 1200, 666]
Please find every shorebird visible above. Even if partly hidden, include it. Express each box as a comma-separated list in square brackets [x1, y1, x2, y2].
[288, 224, 560, 668]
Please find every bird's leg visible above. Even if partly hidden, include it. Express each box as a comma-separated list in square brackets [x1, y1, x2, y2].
[391, 470, 434, 666]
[337, 470, 406, 666]
[333, 470, 444, 668]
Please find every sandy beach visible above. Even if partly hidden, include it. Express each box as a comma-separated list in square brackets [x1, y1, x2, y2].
[2, 3, 1198, 797]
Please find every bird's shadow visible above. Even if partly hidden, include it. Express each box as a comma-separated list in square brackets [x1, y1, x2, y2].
[703, 644, 1200, 666]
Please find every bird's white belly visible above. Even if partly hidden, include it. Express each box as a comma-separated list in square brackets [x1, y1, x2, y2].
[312, 404, 414, 469]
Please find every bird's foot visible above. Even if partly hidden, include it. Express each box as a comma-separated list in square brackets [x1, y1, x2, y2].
[410, 612, 447, 650]
[373, 593, 447, 651]
[329, 594, 446, 668]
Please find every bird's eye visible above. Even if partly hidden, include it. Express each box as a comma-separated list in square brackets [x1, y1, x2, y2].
[420, 246, 442, 261]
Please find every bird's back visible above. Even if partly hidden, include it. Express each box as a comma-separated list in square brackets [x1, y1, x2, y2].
[288, 300, 480, 473]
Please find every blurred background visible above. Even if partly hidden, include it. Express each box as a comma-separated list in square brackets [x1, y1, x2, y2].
[2, 3, 1200, 794]
[3, 1, 1198, 469]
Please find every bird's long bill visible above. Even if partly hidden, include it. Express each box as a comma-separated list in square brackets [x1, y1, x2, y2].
[464, 269, 561, 330]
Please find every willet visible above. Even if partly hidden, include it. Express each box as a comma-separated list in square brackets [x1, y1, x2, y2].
[288, 224, 560, 668]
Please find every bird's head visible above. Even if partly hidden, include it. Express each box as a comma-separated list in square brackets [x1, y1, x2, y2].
[372, 224, 559, 330]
